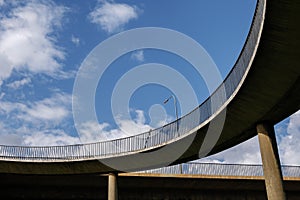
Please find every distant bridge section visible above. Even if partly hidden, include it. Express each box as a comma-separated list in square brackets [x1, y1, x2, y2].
[1, 163, 300, 200]
[136, 162, 300, 178]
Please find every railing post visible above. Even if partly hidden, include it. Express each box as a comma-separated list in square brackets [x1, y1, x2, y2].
[257, 123, 286, 200]
[180, 163, 183, 174]
[108, 173, 118, 200]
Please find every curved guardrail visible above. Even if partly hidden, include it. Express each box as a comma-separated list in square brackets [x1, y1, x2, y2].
[0, 0, 265, 162]
[136, 162, 300, 178]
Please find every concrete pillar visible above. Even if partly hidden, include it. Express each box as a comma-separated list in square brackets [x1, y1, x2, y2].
[257, 123, 286, 200]
[108, 173, 118, 200]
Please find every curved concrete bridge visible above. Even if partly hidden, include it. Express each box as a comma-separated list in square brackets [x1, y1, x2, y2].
[0, 0, 299, 176]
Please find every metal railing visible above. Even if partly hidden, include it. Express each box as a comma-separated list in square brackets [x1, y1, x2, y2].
[137, 162, 300, 178]
[0, 0, 265, 162]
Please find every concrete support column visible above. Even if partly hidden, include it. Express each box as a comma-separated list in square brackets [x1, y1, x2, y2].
[257, 123, 286, 200]
[108, 173, 118, 200]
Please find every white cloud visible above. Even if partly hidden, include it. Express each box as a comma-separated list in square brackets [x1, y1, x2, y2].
[22, 93, 71, 123]
[0, 91, 70, 123]
[7, 77, 31, 89]
[131, 50, 144, 62]
[23, 129, 80, 146]
[71, 35, 80, 46]
[0, 1, 66, 85]
[0, 0, 5, 6]
[0, 132, 23, 146]
[0, 91, 76, 146]
[0, 94, 170, 146]
[0, 100, 27, 114]
[77, 121, 110, 143]
[89, 0, 141, 34]
[0, 54, 12, 86]
[0, 92, 4, 99]
[0, 94, 71, 128]
[277, 110, 300, 165]
[0, 122, 80, 146]
[78, 110, 152, 143]
[200, 136, 262, 164]
[198, 110, 300, 165]
[50, 69, 77, 80]
[0, 99, 156, 146]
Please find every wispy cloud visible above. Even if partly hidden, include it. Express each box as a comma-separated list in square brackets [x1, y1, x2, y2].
[78, 110, 153, 143]
[23, 129, 80, 146]
[131, 50, 144, 62]
[0, 0, 5, 6]
[0, 93, 71, 123]
[200, 136, 262, 164]
[277, 110, 300, 165]
[21, 93, 71, 124]
[0, 99, 171, 146]
[0, 1, 67, 85]
[0, 92, 73, 145]
[0, 92, 5, 99]
[71, 35, 80, 46]
[88, 0, 141, 34]
[7, 77, 31, 89]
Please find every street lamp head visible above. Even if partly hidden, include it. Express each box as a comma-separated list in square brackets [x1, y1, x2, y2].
[163, 98, 169, 104]
[163, 96, 172, 104]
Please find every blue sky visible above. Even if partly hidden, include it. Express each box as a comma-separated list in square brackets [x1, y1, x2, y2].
[0, 0, 299, 165]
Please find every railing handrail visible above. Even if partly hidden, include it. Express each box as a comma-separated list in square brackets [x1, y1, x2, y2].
[137, 162, 300, 178]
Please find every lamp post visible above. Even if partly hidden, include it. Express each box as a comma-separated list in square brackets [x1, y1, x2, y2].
[163, 95, 182, 174]
[163, 95, 178, 122]
[163, 94, 179, 134]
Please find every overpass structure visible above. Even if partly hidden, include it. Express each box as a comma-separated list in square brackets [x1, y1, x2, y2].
[0, 0, 299, 199]
[1, 163, 300, 200]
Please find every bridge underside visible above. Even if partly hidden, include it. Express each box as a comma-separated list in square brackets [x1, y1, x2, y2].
[177, 0, 300, 163]
[0, 173, 300, 200]
[210, 0, 300, 155]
